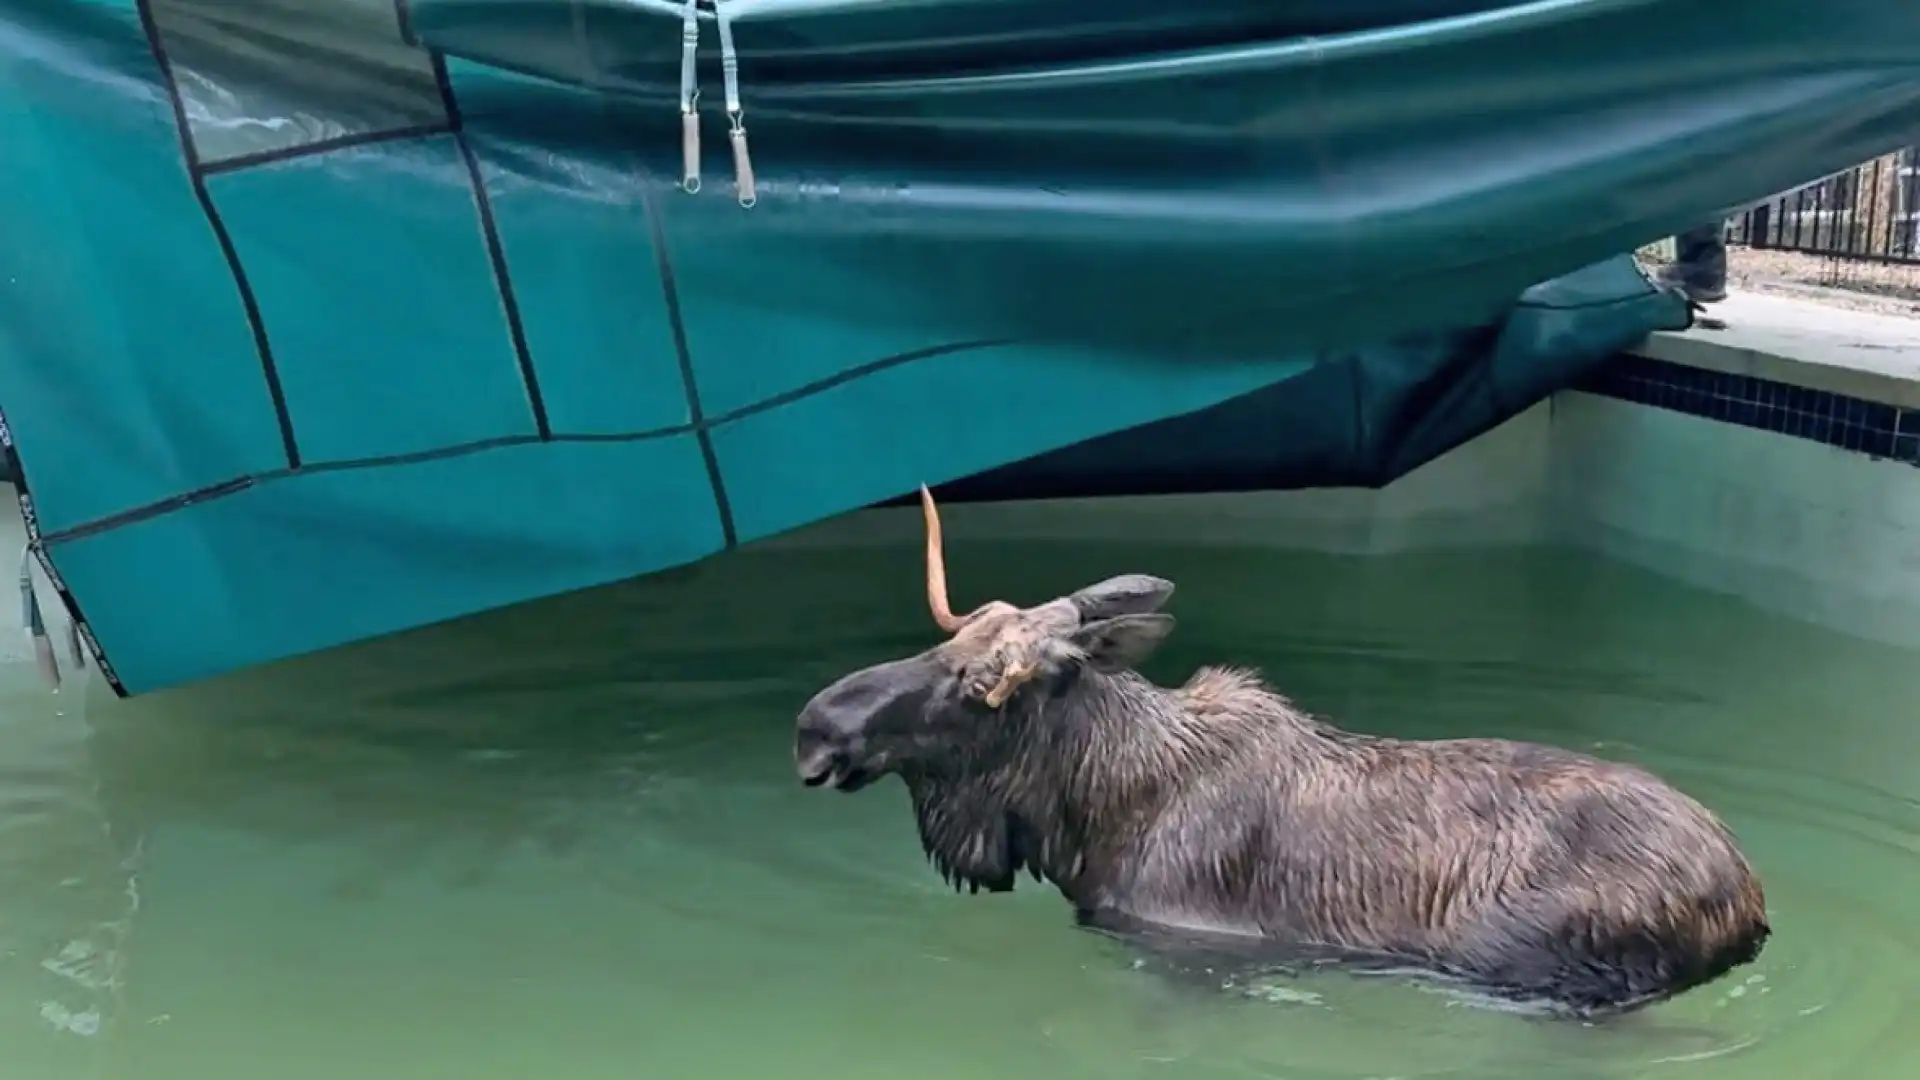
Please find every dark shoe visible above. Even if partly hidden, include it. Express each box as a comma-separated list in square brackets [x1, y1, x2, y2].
[1663, 221, 1729, 304]
[1655, 262, 1727, 305]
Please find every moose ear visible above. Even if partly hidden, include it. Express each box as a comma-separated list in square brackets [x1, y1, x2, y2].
[1068, 575, 1175, 620]
[1064, 614, 1175, 671]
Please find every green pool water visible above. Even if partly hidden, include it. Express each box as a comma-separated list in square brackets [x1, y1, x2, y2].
[3, 534, 1916, 1079]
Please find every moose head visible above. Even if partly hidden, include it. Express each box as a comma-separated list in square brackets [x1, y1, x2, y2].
[793, 487, 1176, 794]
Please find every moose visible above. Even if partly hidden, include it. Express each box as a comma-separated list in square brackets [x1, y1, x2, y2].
[793, 487, 1770, 1016]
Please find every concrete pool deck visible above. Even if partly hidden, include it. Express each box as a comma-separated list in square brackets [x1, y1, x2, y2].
[1634, 288, 1920, 402]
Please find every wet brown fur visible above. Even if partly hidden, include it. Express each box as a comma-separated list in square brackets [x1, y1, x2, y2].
[795, 570, 1770, 1017]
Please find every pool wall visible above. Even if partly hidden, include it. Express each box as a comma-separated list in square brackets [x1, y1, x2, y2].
[1549, 296, 1920, 649]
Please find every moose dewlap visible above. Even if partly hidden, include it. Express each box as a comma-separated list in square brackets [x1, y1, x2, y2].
[793, 487, 1769, 1016]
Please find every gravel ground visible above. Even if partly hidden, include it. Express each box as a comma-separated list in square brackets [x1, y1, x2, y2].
[1642, 244, 1920, 318]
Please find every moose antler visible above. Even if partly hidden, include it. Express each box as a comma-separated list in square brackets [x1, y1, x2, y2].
[920, 484, 1048, 704]
[921, 484, 969, 632]
[982, 660, 1038, 708]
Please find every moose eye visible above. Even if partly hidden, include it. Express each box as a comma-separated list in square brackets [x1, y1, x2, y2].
[961, 671, 997, 701]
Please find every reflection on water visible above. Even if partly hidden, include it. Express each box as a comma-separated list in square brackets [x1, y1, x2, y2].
[3, 532, 1919, 1079]
[0, 662, 132, 1078]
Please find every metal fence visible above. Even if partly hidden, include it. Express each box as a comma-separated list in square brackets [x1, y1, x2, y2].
[1727, 147, 1920, 264]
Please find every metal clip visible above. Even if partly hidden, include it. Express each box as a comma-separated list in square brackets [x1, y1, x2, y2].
[715, 3, 755, 208]
[678, 0, 702, 194]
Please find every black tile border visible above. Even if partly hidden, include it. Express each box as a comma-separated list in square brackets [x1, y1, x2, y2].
[1573, 353, 1918, 464]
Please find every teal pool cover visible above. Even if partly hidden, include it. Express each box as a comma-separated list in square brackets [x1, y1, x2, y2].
[2, 0, 1918, 695]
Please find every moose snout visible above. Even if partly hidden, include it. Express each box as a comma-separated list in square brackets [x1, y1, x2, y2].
[794, 684, 870, 789]
[794, 658, 932, 791]
[793, 719, 852, 787]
